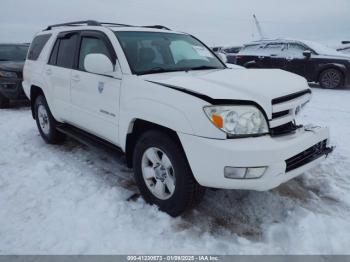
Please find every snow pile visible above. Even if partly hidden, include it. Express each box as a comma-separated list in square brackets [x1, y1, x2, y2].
[0, 88, 350, 254]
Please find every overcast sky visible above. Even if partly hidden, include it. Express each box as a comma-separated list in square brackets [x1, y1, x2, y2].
[1, 0, 349, 47]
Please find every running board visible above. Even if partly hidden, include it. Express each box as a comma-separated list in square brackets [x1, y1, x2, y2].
[56, 124, 124, 156]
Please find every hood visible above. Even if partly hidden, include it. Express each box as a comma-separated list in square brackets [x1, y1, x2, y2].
[316, 54, 350, 60]
[141, 68, 309, 118]
[0, 61, 24, 72]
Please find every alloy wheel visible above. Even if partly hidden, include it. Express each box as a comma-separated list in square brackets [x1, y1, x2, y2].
[141, 147, 176, 200]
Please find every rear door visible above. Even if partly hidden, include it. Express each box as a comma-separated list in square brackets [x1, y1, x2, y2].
[44, 32, 78, 121]
[70, 31, 121, 143]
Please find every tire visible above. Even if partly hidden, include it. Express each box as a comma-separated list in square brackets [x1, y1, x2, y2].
[133, 130, 205, 217]
[34, 95, 64, 144]
[319, 68, 344, 89]
[0, 92, 10, 109]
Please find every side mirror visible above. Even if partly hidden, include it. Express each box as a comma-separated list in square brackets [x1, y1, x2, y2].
[217, 52, 227, 63]
[84, 54, 114, 76]
[303, 50, 312, 59]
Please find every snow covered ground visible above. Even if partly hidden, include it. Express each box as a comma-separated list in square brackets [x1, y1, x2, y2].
[0, 87, 350, 255]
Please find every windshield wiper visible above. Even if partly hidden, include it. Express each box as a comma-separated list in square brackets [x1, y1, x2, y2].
[185, 65, 222, 71]
[138, 67, 183, 75]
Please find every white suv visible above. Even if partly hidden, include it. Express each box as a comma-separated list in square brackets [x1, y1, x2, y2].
[23, 20, 332, 216]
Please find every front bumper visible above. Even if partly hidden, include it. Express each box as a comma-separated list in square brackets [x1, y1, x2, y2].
[179, 125, 331, 191]
[0, 78, 26, 100]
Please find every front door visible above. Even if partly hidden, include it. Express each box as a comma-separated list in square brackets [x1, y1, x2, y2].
[70, 31, 121, 144]
[284, 43, 308, 77]
[262, 43, 287, 69]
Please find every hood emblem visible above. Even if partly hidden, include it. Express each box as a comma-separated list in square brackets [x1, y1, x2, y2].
[98, 81, 104, 94]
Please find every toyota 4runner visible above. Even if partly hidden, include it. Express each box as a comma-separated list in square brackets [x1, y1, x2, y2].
[23, 20, 332, 216]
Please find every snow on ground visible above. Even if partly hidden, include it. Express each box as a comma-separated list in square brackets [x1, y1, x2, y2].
[1, 88, 350, 254]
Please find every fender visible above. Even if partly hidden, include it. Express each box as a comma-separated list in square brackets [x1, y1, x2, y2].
[29, 76, 63, 122]
[316, 63, 347, 77]
[119, 98, 196, 151]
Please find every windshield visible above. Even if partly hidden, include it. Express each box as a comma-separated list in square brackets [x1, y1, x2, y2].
[114, 31, 225, 75]
[0, 45, 29, 61]
[303, 40, 343, 56]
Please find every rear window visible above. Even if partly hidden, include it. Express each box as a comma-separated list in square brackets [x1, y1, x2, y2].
[27, 34, 51, 60]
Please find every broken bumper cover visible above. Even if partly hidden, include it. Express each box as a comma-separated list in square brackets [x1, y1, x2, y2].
[179, 125, 331, 191]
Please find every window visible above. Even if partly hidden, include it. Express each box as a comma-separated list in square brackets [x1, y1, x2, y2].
[27, 34, 51, 60]
[286, 43, 307, 57]
[56, 34, 78, 68]
[78, 37, 112, 71]
[238, 44, 261, 55]
[115, 31, 224, 75]
[264, 43, 287, 56]
[0, 45, 29, 61]
[48, 40, 59, 65]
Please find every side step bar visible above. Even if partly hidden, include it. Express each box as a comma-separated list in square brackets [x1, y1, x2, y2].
[56, 124, 124, 156]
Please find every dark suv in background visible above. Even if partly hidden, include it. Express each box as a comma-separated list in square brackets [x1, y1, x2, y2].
[0, 43, 29, 108]
[236, 39, 350, 89]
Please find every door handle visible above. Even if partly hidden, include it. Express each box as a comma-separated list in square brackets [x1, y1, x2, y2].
[286, 57, 294, 61]
[71, 75, 81, 82]
[46, 69, 52, 75]
[258, 56, 265, 60]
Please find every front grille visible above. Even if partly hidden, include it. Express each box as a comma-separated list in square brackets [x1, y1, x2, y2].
[270, 122, 300, 137]
[272, 110, 290, 119]
[285, 140, 328, 172]
[272, 90, 311, 105]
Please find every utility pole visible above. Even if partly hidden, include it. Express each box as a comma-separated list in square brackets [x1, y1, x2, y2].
[253, 14, 265, 40]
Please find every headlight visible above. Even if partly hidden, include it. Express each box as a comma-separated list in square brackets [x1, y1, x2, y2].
[204, 105, 269, 137]
[0, 70, 17, 78]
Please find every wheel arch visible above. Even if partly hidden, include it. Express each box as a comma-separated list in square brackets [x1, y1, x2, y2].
[317, 63, 346, 83]
[30, 85, 45, 119]
[124, 119, 186, 169]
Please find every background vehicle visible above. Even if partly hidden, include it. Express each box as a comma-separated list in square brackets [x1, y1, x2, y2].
[212, 46, 223, 54]
[0, 43, 29, 108]
[23, 21, 331, 217]
[221, 46, 242, 64]
[236, 39, 350, 89]
[337, 42, 350, 55]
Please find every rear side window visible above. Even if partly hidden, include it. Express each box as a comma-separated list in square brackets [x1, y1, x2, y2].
[27, 34, 51, 60]
[239, 44, 261, 55]
[55, 34, 78, 68]
[48, 40, 59, 65]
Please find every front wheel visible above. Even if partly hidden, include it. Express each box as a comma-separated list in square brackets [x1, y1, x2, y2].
[34, 95, 64, 144]
[133, 130, 205, 217]
[319, 69, 344, 89]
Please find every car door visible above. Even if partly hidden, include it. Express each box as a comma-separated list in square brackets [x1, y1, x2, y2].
[44, 32, 78, 121]
[261, 43, 287, 69]
[284, 43, 308, 77]
[70, 31, 121, 144]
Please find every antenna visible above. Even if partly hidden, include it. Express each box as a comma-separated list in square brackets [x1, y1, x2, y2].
[253, 14, 265, 40]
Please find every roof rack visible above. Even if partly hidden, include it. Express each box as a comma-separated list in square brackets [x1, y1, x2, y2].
[142, 25, 171, 30]
[44, 20, 171, 31]
[45, 20, 100, 30]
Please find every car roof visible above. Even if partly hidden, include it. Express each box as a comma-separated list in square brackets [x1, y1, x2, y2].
[244, 38, 309, 46]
